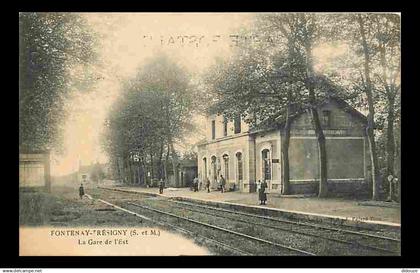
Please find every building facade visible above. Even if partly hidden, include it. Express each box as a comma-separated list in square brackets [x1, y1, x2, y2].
[19, 150, 51, 192]
[197, 97, 371, 195]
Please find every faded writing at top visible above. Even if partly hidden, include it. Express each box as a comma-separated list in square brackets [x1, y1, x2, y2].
[141, 34, 281, 47]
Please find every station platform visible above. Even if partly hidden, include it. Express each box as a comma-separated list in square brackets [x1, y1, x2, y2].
[97, 181, 400, 229]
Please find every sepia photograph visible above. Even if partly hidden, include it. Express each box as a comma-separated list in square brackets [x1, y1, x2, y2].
[18, 12, 401, 257]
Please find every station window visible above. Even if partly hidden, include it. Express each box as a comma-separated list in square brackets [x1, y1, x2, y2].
[262, 149, 271, 180]
[236, 152, 243, 181]
[203, 157, 207, 181]
[223, 154, 229, 181]
[211, 156, 217, 181]
[322, 110, 331, 127]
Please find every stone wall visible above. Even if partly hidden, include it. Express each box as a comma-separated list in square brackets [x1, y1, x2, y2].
[289, 179, 369, 196]
[198, 134, 251, 191]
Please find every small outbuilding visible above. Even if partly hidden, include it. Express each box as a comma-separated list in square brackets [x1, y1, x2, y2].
[19, 149, 51, 192]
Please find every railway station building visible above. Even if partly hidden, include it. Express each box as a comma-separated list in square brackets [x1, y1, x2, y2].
[196, 97, 371, 195]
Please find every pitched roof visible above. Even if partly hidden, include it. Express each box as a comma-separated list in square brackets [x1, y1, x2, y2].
[249, 96, 367, 134]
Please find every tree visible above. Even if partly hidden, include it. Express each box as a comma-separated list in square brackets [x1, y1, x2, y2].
[102, 86, 167, 184]
[257, 13, 330, 196]
[311, 14, 401, 200]
[19, 12, 98, 152]
[371, 15, 400, 179]
[102, 55, 196, 186]
[205, 45, 303, 195]
[129, 55, 196, 187]
[206, 13, 345, 197]
[295, 14, 329, 197]
[356, 14, 381, 200]
[339, 14, 400, 200]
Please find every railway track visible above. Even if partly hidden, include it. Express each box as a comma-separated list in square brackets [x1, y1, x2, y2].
[164, 199, 401, 255]
[91, 188, 401, 256]
[89, 191, 315, 255]
[85, 194, 251, 255]
[127, 201, 315, 256]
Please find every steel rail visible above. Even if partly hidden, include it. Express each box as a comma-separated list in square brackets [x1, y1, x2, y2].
[86, 194, 251, 256]
[163, 200, 399, 255]
[127, 201, 316, 256]
[169, 199, 401, 243]
[96, 187, 399, 245]
[97, 187, 400, 243]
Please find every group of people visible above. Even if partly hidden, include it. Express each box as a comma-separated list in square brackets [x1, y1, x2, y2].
[77, 176, 262, 199]
[191, 175, 267, 205]
[202, 175, 226, 193]
[77, 175, 268, 205]
[191, 176, 211, 193]
[78, 178, 267, 204]
[191, 175, 226, 193]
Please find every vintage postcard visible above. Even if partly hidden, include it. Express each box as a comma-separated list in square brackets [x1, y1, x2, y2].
[19, 12, 401, 256]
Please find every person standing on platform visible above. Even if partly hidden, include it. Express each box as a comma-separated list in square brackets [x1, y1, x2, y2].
[79, 183, 85, 200]
[159, 179, 165, 194]
[220, 175, 226, 193]
[206, 177, 211, 193]
[259, 180, 268, 205]
[193, 176, 199, 192]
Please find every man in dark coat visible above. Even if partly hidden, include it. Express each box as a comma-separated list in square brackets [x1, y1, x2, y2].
[79, 183, 85, 199]
[205, 177, 211, 193]
[159, 179, 165, 194]
[259, 180, 268, 205]
[220, 175, 226, 193]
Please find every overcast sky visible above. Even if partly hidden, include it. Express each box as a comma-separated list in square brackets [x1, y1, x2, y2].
[50, 13, 350, 176]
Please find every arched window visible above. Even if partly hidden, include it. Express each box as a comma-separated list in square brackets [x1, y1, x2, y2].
[262, 149, 271, 180]
[236, 152, 243, 182]
[211, 156, 217, 181]
[222, 154, 229, 180]
[203, 157, 207, 180]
